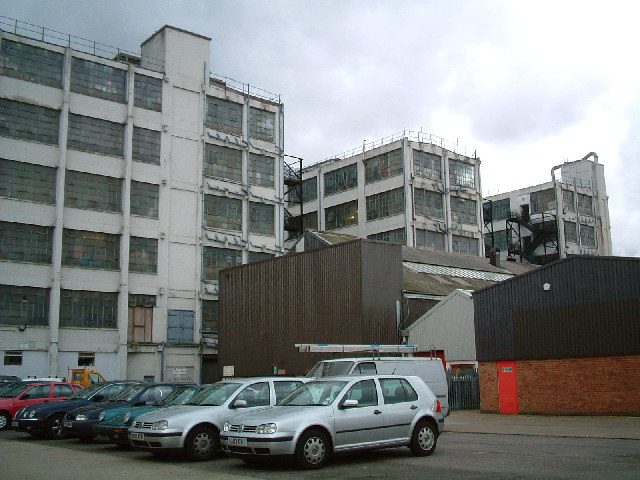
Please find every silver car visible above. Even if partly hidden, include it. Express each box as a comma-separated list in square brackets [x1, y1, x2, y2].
[220, 375, 444, 469]
[127, 377, 306, 461]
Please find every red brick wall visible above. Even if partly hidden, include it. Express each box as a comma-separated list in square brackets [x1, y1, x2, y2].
[479, 355, 640, 415]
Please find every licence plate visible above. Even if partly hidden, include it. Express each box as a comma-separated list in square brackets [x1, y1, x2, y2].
[227, 437, 247, 446]
[64, 421, 72, 428]
[130, 432, 145, 441]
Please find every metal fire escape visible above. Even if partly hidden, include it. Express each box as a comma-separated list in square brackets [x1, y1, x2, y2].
[283, 155, 304, 239]
[506, 207, 559, 265]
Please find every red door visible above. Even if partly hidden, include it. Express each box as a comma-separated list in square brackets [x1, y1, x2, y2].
[497, 361, 519, 414]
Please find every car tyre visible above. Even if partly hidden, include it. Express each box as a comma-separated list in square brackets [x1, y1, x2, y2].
[409, 420, 437, 456]
[45, 413, 66, 440]
[294, 429, 330, 470]
[184, 425, 218, 461]
[0, 411, 10, 430]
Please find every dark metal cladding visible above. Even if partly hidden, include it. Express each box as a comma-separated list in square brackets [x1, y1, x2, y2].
[474, 256, 640, 361]
[219, 239, 403, 377]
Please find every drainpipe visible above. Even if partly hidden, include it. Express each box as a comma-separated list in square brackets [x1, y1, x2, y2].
[551, 164, 566, 259]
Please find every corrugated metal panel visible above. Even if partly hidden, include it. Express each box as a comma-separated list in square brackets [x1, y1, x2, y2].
[403, 262, 514, 282]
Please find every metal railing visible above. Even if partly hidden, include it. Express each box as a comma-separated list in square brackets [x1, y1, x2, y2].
[209, 73, 281, 104]
[447, 370, 480, 410]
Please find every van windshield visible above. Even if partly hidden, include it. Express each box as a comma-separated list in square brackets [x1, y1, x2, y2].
[307, 361, 353, 378]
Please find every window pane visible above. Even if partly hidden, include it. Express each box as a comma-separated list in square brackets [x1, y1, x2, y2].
[62, 229, 120, 270]
[0, 39, 63, 88]
[134, 74, 162, 111]
[130, 181, 159, 218]
[325, 200, 358, 230]
[205, 96, 243, 135]
[202, 247, 242, 280]
[129, 236, 158, 273]
[65, 170, 121, 213]
[413, 150, 442, 181]
[364, 149, 403, 184]
[416, 229, 445, 251]
[204, 143, 242, 182]
[303, 211, 318, 230]
[563, 190, 575, 213]
[132, 127, 161, 165]
[70, 57, 126, 103]
[201, 300, 218, 333]
[249, 202, 274, 236]
[0, 98, 59, 144]
[580, 224, 596, 247]
[60, 289, 118, 328]
[0, 285, 49, 327]
[249, 107, 275, 142]
[248, 153, 274, 188]
[564, 221, 577, 243]
[203, 195, 242, 231]
[248, 251, 274, 263]
[0, 221, 53, 263]
[0, 159, 56, 204]
[290, 177, 318, 203]
[577, 194, 593, 216]
[415, 188, 443, 219]
[324, 164, 357, 196]
[530, 189, 556, 213]
[450, 196, 477, 225]
[366, 187, 404, 221]
[449, 159, 475, 188]
[452, 234, 478, 255]
[485, 229, 510, 252]
[67, 113, 124, 157]
[483, 198, 510, 222]
[368, 228, 405, 245]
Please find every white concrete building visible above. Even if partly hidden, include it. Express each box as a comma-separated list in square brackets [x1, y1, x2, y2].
[483, 153, 612, 264]
[0, 21, 285, 383]
[288, 132, 484, 256]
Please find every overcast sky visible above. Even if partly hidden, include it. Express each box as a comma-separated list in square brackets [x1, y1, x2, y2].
[4, 0, 639, 256]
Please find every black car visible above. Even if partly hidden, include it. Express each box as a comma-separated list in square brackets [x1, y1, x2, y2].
[14, 381, 138, 439]
[64, 382, 195, 441]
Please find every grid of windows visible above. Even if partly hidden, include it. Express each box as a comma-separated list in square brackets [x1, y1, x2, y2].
[203, 194, 242, 231]
[415, 229, 445, 251]
[204, 143, 242, 182]
[449, 159, 475, 188]
[451, 196, 477, 225]
[564, 221, 577, 243]
[368, 228, 406, 245]
[65, 170, 121, 213]
[325, 200, 358, 230]
[414, 188, 443, 219]
[0, 39, 63, 87]
[366, 187, 404, 221]
[364, 149, 403, 184]
[325, 164, 358, 196]
[413, 150, 442, 181]
[580, 224, 596, 247]
[130, 181, 159, 218]
[249, 107, 275, 142]
[0, 285, 49, 327]
[452, 234, 479, 256]
[70, 57, 126, 103]
[303, 211, 318, 230]
[248, 153, 274, 188]
[483, 198, 510, 222]
[205, 96, 243, 135]
[62, 229, 120, 270]
[563, 190, 575, 213]
[0, 222, 53, 264]
[530, 188, 556, 213]
[201, 300, 219, 333]
[202, 247, 242, 281]
[290, 177, 318, 204]
[248, 251, 274, 263]
[67, 113, 124, 157]
[0, 159, 56, 204]
[250, 202, 275, 236]
[134, 74, 162, 111]
[0, 98, 59, 144]
[578, 193, 593, 216]
[132, 127, 161, 165]
[485, 229, 510, 252]
[129, 236, 158, 274]
[60, 289, 117, 329]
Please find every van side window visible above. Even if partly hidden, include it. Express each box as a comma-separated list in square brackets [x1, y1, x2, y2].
[380, 378, 418, 404]
[353, 362, 377, 375]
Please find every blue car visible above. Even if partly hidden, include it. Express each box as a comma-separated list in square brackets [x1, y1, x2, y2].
[14, 381, 138, 439]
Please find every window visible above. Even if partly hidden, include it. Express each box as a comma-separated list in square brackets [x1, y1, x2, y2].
[0, 39, 63, 87]
[3, 351, 22, 366]
[205, 96, 243, 136]
[53, 384, 74, 397]
[60, 289, 118, 328]
[130, 181, 159, 218]
[129, 236, 157, 273]
[203, 195, 242, 231]
[129, 294, 156, 307]
[325, 200, 358, 230]
[451, 196, 477, 225]
[303, 211, 318, 230]
[0, 222, 53, 264]
[237, 382, 271, 407]
[530, 189, 556, 213]
[0, 98, 59, 144]
[249, 107, 275, 142]
[324, 164, 357, 196]
[201, 300, 219, 333]
[483, 198, 510, 222]
[132, 127, 161, 165]
[70, 57, 126, 102]
[0, 285, 49, 327]
[78, 352, 95, 367]
[364, 149, 403, 184]
[563, 190, 575, 213]
[449, 159, 475, 188]
[416, 229, 445, 251]
[289, 177, 318, 204]
[413, 150, 442, 181]
[452, 234, 479, 256]
[248, 252, 274, 263]
[248, 153, 274, 188]
[414, 188, 443, 219]
[0, 159, 56, 204]
[366, 187, 404, 221]
[65, 170, 121, 213]
[274, 381, 304, 403]
[368, 229, 405, 245]
[343, 379, 378, 407]
[167, 310, 194, 343]
[67, 113, 124, 157]
[249, 202, 275, 236]
[128, 294, 155, 343]
[25, 384, 50, 399]
[485, 229, 510, 252]
[380, 378, 418, 404]
[134, 74, 162, 111]
[580, 224, 596, 247]
[202, 247, 242, 280]
[578, 194, 593, 216]
[564, 221, 577, 244]
[204, 143, 242, 182]
[62, 229, 120, 270]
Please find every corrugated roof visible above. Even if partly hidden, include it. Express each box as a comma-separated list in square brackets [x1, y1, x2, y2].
[404, 262, 514, 282]
[402, 246, 510, 273]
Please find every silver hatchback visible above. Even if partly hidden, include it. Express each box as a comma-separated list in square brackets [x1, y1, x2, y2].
[220, 375, 444, 469]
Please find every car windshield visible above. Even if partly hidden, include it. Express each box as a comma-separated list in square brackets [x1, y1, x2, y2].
[186, 382, 242, 406]
[156, 386, 200, 406]
[306, 361, 354, 378]
[65, 382, 102, 400]
[0, 383, 31, 398]
[279, 380, 348, 406]
[109, 384, 145, 402]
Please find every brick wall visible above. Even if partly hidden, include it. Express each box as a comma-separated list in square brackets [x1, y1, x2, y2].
[479, 355, 640, 415]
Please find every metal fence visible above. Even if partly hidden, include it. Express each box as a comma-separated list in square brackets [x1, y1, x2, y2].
[447, 370, 480, 410]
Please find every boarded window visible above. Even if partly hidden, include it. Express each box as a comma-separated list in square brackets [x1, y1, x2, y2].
[0, 285, 49, 327]
[204, 143, 242, 182]
[205, 96, 243, 135]
[413, 150, 442, 181]
[0, 39, 63, 87]
[67, 113, 124, 157]
[134, 74, 162, 111]
[0, 159, 56, 204]
[249, 107, 275, 142]
[70, 57, 126, 102]
[325, 200, 358, 230]
[129, 236, 157, 273]
[0, 221, 53, 264]
[130, 181, 159, 218]
[61, 229, 120, 270]
[325, 164, 357, 196]
[65, 170, 121, 213]
[415, 188, 443, 219]
[128, 305, 153, 343]
[167, 310, 194, 343]
[60, 289, 118, 329]
[0, 98, 59, 144]
[249, 202, 274, 236]
[132, 127, 161, 165]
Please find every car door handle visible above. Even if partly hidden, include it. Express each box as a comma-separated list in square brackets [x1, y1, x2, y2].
[410, 405, 418, 410]
[373, 410, 382, 415]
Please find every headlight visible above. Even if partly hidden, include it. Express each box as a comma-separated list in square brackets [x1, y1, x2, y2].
[29, 410, 36, 418]
[98, 412, 106, 422]
[151, 420, 168, 430]
[76, 415, 88, 421]
[223, 421, 231, 432]
[123, 412, 131, 423]
[256, 423, 277, 434]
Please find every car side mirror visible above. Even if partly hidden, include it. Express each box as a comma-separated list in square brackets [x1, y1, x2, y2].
[231, 399, 248, 409]
[340, 399, 359, 409]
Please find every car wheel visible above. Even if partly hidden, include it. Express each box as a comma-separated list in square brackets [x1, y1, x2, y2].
[184, 425, 218, 461]
[294, 429, 330, 470]
[45, 414, 66, 440]
[409, 420, 437, 456]
[0, 411, 10, 430]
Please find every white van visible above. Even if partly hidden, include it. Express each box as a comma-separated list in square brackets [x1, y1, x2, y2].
[306, 357, 449, 415]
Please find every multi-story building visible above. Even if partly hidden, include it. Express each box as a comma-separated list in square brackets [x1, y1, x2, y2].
[0, 21, 285, 383]
[483, 153, 612, 264]
[288, 132, 484, 256]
